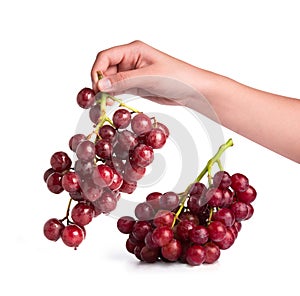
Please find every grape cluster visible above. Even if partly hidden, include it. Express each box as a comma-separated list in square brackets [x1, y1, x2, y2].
[117, 167, 256, 266]
[43, 87, 169, 249]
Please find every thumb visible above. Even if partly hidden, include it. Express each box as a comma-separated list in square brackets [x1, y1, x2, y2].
[97, 70, 139, 93]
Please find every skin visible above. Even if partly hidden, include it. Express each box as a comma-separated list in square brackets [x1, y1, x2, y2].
[91, 40, 300, 163]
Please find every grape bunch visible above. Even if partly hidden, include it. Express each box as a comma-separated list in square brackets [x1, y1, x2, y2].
[117, 139, 257, 266]
[43, 87, 169, 249]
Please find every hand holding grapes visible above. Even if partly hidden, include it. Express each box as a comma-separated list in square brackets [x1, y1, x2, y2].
[91, 40, 300, 163]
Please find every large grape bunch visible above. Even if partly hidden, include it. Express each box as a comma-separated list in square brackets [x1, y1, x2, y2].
[43, 87, 169, 249]
[117, 139, 257, 266]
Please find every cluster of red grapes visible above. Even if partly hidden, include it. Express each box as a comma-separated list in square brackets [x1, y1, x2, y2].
[117, 169, 256, 266]
[43, 87, 169, 249]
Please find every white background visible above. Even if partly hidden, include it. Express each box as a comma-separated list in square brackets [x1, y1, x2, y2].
[0, 0, 299, 295]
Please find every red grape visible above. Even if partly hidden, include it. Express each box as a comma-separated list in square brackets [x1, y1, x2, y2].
[112, 109, 131, 129]
[161, 239, 182, 262]
[61, 224, 85, 248]
[43, 218, 64, 241]
[117, 216, 136, 234]
[71, 202, 95, 226]
[50, 151, 72, 172]
[186, 245, 206, 266]
[131, 113, 152, 135]
[77, 87, 95, 109]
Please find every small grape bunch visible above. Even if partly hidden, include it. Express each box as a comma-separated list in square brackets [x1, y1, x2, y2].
[117, 139, 257, 266]
[43, 87, 169, 249]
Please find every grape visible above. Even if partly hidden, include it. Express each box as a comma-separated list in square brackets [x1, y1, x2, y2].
[144, 231, 159, 249]
[109, 168, 123, 191]
[151, 226, 173, 247]
[99, 125, 116, 140]
[133, 245, 145, 260]
[145, 192, 162, 211]
[186, 245, 206, 266]
[140, 246, 159, 263]
[230, 201, 249, 221]
[222, 188, 234, 207]
[76, 140, 95, 162]
[46, 172, 64, 194]
[131, 144, 154, 167]
[161, 239, 182, 262]
[61, 224, 85, 248]
[50, 151, 72, 172]
[89, 104, 101, 123]
[93, 190, 118, 213]
[213, 171, 231, 189]
[80, 181, 103, 202]
[69, 134, 86, 152]
[216, 228, 235, 250]
[145, 128, 166, 149]
[212, 208, 235, 227]
[132, 221, 152, 241]
[228, 224, 238, 239]
[74, 159, 94, 178]
[77, 87, 95, 109]
[245, 203, 254, 220]
[95, 138, 112, 160]
[156, 122, 169, 138]
[61, 171, 81, 193]
[43, 168, 55, 182]
[119, 179, 137, 194]
[117, 216, 136, 234]
[206, 187, 224, 207]
[126, 238, 137, 254]
[159, 191, 179, 211]
[92, 164, 114, 187]
[153, 210, 175, 228]
[134, 202, 155, 221]
[176, 220, 194, 241]
[187, 195, 206, 215]
[236, 185, 257, 204]
[71, 202, 95, 226]
[231, 173, 249, 192]
[131, 113, 152, 135]
[117, 130, 138, 151]
[43, 218, 64, 241]
[112, 109, 131, 129]
[188, 182, 207, 197]
[207, 221, 227, 242]
[189, 225, 209, 245]
[123, 161, 146, 182]
[178, 212, 199, 226]
[204, 242, 221, 264]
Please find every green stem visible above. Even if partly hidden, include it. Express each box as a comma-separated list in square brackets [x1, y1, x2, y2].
[194, 138, 233, 183]
[172, 196, 188, 228]
[171, 139, 234, 227]
[108, 95, 141, 113]
[93, 93, 112, 135]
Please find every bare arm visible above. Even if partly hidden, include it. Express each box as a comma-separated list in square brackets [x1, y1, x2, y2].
[91, 40, 300, 163]
[187, 69, 300, 163]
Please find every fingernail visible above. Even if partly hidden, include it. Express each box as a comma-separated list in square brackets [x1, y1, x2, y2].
[98, 78, 112, 91]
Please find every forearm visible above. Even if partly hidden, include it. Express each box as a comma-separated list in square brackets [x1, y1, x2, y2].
[188, 69, 300, 163]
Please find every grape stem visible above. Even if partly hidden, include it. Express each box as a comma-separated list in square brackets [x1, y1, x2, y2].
[171, 138, 234, 227]
[60, 197, 73, 224]
[194, 138, 233, 183]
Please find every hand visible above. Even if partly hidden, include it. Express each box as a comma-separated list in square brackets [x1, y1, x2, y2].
[91, 40, 206, 106]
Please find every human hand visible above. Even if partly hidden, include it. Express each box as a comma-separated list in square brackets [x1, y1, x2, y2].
[91, 40, 205, 107]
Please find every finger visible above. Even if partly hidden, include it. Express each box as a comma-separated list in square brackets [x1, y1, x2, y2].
[91, 41, 144, 85]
